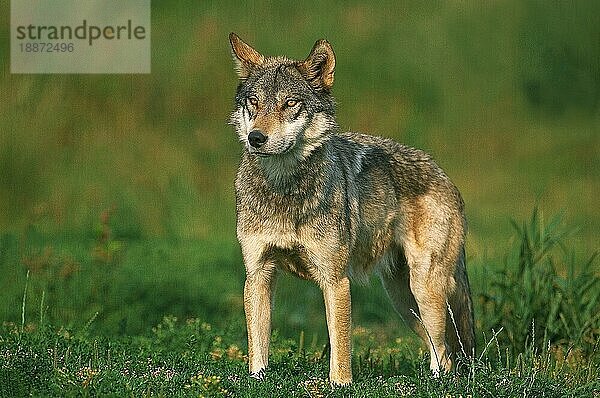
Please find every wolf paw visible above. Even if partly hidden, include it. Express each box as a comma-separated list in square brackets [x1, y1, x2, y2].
[250, 368, 266, 381]
[330, 378, 352, 387]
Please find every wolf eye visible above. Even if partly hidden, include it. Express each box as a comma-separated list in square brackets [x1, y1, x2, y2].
[285, 99, 299, 108]
[248, 96, 259, 106]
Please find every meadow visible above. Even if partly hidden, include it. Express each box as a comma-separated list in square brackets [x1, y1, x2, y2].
[0, 1, 598, 396]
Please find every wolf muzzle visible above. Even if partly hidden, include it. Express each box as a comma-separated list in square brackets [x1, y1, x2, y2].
[248, 130, 268, 148]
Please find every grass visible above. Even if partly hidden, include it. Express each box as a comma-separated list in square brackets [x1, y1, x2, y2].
[1, 210, 598, 396]
[1, 315, 598, 397]
[480, 208, 600, 356]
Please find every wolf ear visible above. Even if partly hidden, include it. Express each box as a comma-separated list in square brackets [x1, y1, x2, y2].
[229, 33, 265, 79]
[297, 39, 336, 92]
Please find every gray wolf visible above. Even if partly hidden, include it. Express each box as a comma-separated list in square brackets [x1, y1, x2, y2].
[229, 32, 475, 385]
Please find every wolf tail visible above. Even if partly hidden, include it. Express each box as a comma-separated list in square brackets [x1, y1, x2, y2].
[446, 246, 476, 359]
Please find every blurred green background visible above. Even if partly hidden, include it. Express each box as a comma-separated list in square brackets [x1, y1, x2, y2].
[0, 1, 598, 340]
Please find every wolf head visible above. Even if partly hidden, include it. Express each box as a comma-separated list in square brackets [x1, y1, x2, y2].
[229, 33, 338, 160]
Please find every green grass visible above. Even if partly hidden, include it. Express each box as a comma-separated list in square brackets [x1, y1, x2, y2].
[480, 208, 600, 356]
[1, 315, 598, 397]
[1, 210, 598, 396]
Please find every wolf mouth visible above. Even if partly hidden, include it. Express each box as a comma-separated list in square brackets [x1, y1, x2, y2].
[251, 142, 294, 157]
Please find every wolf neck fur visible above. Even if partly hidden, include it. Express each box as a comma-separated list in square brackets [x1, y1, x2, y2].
[246, 139, 328, 194]
[247, 112, 338, 193]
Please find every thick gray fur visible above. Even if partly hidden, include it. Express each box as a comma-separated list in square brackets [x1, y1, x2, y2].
[229, 33, 475, 385]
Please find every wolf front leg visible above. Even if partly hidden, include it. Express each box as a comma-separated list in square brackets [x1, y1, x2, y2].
[243, 265, 276, 378]
[322, 276, 352, 386]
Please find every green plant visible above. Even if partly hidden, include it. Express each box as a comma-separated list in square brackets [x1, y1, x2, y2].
[1, 314, 598, 397]
[480, 208, 600, 355]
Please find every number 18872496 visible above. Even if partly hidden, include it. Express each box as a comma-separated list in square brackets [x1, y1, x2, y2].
[19, 42, 75, 52]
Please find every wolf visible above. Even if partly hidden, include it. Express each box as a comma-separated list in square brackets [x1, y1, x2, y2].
[229, 32, 475, 386]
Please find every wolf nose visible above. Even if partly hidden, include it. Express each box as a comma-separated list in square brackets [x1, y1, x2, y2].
[248, 130, 267, 148]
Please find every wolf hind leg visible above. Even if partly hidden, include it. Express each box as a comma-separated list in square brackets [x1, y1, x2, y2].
[378, 249, 429, 344]
[380, 247, 451, 373]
